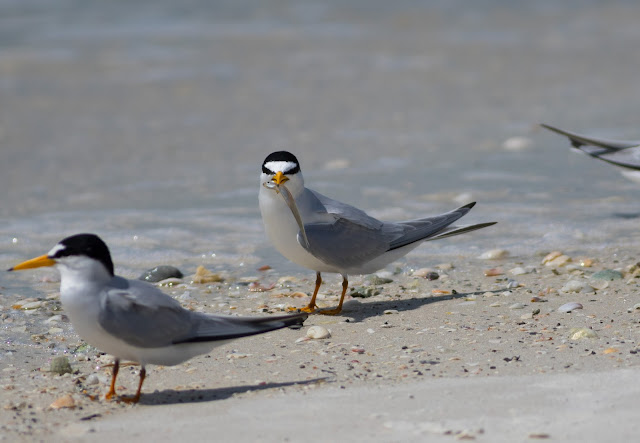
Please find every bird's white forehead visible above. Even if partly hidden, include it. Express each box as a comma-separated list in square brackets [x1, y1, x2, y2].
[47, 243, 66, 257]
[264, 161, 298, 174]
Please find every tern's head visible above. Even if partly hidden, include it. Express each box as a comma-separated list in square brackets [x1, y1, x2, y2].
[261, 151, 303, 192]
[9, 233, 115, 280]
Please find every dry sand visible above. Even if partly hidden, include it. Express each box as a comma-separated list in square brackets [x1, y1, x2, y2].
[2, 247, 640, 442]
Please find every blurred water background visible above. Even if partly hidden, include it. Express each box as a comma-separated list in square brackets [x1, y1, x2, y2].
[1, 0, 640, 295]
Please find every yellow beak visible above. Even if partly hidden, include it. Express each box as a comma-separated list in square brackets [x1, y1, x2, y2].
[8, 254, 56, 272]
[273, 171, 289, 185]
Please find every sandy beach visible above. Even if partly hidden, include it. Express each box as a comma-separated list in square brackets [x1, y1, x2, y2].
[2, 1, 640, 441]
[3, 245, 640, 441]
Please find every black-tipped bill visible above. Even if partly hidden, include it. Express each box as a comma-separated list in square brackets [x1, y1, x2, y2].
[8, 254, 56, 272]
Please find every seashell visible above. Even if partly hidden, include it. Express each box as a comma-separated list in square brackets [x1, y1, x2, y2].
[580, 258, 594, 267]
[306, 326, 331, 339]
[589, 280, 609, 291]
[509, 303, 525, 310]
[484, 268, 503, 277]
[351, 346, 365, 354]
[557, 302, 583, 313]
[191, 266, 224, 284]
[542, 251, 562, 264]
[603, 348, 619, 354]
[509, 267, 527, 275]
[50, 394, 75, 410]
[561, 280, 594, 293]
[383, 309, 399, 315]
[545, 254, 571, 267]
[478, 249, 509, 260]
[568, 328, 598, 340]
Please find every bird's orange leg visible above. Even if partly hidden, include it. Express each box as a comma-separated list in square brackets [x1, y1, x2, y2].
[289, 272, 321, 313]
[105, 359, 120, 401]
[120, 366, 146, 404]
[317, 275, 348, 316]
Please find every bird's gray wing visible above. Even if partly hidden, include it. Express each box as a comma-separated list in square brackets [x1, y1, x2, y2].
[173, 312, 307, 344]
[301, 218, 404, 270]
[596, 148, 640, 170]
[310, 190, 384, 230]
[389, 202, 494, 250]
[541, 124, 640, 151]
[98, 277, 194, 348]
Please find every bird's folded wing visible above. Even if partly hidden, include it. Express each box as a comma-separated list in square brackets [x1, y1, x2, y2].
[98, 280, 193, 348]
[301, 218, 399, 269]
[175, 312, 307, 344]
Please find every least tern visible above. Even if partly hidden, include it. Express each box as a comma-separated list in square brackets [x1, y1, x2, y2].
[541, 123, 640, 182]
[259, 151, 496, 315]
[8, 233, 307, 403]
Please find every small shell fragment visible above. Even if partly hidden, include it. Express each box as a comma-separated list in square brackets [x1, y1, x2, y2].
[478, 249, 509, 260]
[561, 280, 594, 294]
[568, 328, 598, 340]
[306, 326, 331, 339]
[50, 394, 76, 410]
[192, 266, 224, 284]
[558, 302, 583, 313]
[484, 268, 503, 277]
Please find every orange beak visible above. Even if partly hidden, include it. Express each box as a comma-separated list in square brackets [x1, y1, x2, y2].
[8, 254, 56, 272]
[273, 171, 289, 185]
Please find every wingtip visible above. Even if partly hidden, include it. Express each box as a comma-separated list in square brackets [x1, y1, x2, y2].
[462, 201, 477, 209]
[7, 267, 14, 272]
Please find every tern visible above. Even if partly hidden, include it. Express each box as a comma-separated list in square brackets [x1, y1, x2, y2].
[259, 151, 496, 315]
[8, 233, 307, 403]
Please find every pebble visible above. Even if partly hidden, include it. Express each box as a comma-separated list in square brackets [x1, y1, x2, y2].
[350, 287, 381, 298]
[591, 269, 623, 281]
[139, 265, 183, 282]
[560, 280, 594, 294]
[568, 328, 598, 340]
[509, 267, 527, 275]
[413, 268, 440, 280]
[558, 302, 583, 313]
[306, 326, 331, 339]
[509, 303, 525, 310]
[20, 301, 43, 310]
[589, 280, 609, 290]
[50, 356, 72, 375]
[366, 275, 393, 285]
[85, 373, 100, 385]
[478, 249, 509, 260]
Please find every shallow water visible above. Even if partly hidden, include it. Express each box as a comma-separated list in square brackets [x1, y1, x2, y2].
[1, 0, 640, 342]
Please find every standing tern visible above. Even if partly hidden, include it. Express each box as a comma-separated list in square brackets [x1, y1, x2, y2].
[8, 233, 307, 403]
[541, 123, 640, 182]
[259, 151, 496, 315]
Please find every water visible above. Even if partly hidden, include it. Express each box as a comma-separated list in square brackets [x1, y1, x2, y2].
[2, 1, 640, 334]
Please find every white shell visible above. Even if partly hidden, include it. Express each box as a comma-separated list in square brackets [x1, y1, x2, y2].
[558, 302, 583, 313]
[306, 326, 331, 339]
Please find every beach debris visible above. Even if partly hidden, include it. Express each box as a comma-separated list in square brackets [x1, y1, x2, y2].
[579, 258, 594, 267]
[478, 249, 509, 260]
[590, 269, 623, 281]
[257, 265, 272, 271]
[633, 303, 640, 310]
[306, 326, 331, 339]
[509, 303, 525, 310]
[366, 275, 393, 285]
[560, 280, 594, 294]
[351, 346, 365, 354]
[542, 251, 571, 267]
[558, 302, 583, 313]
[383, 309, 399, 315]
[603, 348, 619, 354]
[484, 268, 503, 277]
[50, 356, 72, 375]
[50, 394, 76, 410]
[138, 266, 183, 283]
[568, 328, 598, 340]
[191, 266, 224, 284]
[506, 279, 519, 289]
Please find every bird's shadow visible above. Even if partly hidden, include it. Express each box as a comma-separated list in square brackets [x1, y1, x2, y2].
[137, 377, 329, 406]
[323, 288, 493, 323]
